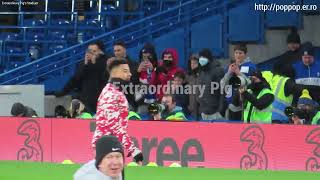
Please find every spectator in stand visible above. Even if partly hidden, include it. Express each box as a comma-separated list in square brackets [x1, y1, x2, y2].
[11, 102, 38, 117]
[136, 44, 158, 114]
[221, 44, 256, 121]
[150, 48, 184, 101]
[293, 44, 320, 103]
[197, 48, 225, 120]
[221, 44, 256, 86]
[290, 89, 320, 125]
[152, 94, 187, 121]
[275, 28, 312, 66]
[172, 71, 189, 115]
[107, 40, 139, 110]
[186, 54, 200, 120]
[107, 40, 139, 84]
[55, 41, 108, 115]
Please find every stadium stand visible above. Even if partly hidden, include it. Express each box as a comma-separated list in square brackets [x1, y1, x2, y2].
[0, 0, 319, 121]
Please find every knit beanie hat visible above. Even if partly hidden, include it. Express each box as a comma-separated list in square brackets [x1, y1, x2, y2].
[297, 89, 319, 107]
[287, 28, 301, 44]
[302, 44, 314, 56]
[95, 135, 124, 168]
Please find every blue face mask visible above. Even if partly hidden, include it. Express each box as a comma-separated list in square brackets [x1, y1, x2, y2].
[199, 57, 209, 66]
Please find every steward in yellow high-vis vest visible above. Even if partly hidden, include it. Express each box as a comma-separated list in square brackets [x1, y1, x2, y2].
[128, 111, 142, 120]
[241, 71, 274, 124]
[311, 111, 320, 125]
[262, 62, 304, 123]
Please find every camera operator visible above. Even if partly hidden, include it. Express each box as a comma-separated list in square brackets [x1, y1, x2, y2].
[149, 94, 187, 121]
[239, 71, 274, 124]
[286, 89, 320, 125]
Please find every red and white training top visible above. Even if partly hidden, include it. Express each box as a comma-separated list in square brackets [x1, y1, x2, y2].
[92, 82, 138, 156]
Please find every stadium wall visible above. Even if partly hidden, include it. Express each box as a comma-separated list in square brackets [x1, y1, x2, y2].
[218, 15, 320, 66]
[0, 117, 320, 172]
[0, 85, 44, 117]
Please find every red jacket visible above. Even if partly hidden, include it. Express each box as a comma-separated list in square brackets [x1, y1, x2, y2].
[92, 82, 138, 155]
[150, 48, 184, 100]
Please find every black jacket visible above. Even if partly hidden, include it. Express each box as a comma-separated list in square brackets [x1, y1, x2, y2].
[197, 60, 225, 115]
[58, 54, 108, 114]
[243, 82, 274, 122]
[125, 56, 139, 110]
[243, 82, 274, 110]
[275, 42, 312, 67]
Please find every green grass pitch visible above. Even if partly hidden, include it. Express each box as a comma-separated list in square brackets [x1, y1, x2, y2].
[0, 161, 319, 180]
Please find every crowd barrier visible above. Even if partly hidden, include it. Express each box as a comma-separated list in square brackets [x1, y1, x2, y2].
[0, 117, 320, 172]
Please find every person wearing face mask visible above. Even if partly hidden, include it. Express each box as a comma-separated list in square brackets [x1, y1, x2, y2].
[186, 54, 200, 119]
[150, 48, 184, 101]
[197, 48, 225, 121]
[55, 41, 109, 114]
[92, 59, 143, 166]
[152, 94, 187, 121]
[239, 71, 274, 124]
[289, 89, 320, 125]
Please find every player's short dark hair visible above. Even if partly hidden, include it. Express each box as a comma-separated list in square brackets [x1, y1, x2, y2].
[108, 59, 128, 72]
[89, 41, 105, 52]
[113, 40, 126, 48]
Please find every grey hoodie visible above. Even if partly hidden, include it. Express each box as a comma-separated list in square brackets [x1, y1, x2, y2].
[74, 160, 122, 180]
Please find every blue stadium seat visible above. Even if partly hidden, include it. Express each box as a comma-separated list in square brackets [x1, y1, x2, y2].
[86, 19, 101, 27]
[228, 2, 264, 42]
[265, 0, 302, 28]
[7, 61, 25, 69]
[191, 15, 225, 57]
[27, 32, 45, 41]
[154, 28, 186, 68]
[162, 0, 179, 10]
[1, 33, 21, 41]
[102, 4, 118, 11]
[50, 19, 73, 27]
[49, 31, 66, 41]
[6, 46, 23, 54]
[24, 19, 45, 26]
[49, 44, 66, 54]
